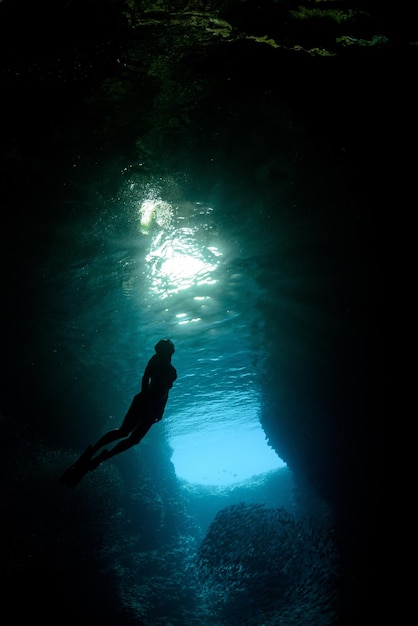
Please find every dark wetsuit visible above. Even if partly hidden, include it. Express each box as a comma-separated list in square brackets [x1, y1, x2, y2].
[86, 352, 177, 460]
[60, 345, 177, 484]
[121, 353, 177, 440]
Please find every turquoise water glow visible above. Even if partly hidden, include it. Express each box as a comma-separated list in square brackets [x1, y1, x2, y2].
[137, 191, 286, 486]
[169, 412, 285, 486]
[28, 175, 289, 488]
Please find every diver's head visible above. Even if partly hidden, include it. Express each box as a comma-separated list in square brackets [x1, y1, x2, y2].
[154, 338, 175, 357]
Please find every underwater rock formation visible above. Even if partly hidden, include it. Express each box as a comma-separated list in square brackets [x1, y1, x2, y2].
[197, 503, 338, 625]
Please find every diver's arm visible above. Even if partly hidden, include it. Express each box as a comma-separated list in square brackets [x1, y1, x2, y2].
[141, 358, 154, 394]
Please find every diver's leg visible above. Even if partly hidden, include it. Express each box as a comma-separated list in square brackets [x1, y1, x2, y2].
[90, 396, 142, 454]
[89, 418, 154, 470]
[90, 428, 125, 454]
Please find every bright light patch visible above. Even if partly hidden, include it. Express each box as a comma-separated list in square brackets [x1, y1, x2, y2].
[146, 229, 221, 298]
[168, 405, 286, 486]
[178, 317, 201, 324]
[169, 419, 285, 487]
[160, 252, 209, 285]
[139, 198, 173, 233]
[138, 196, 221, 304]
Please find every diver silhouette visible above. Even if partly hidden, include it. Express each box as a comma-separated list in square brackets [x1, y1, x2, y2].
[60, 339, 176, 486]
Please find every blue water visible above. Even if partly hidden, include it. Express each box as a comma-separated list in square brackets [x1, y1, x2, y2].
[21, 171, 308, 489]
